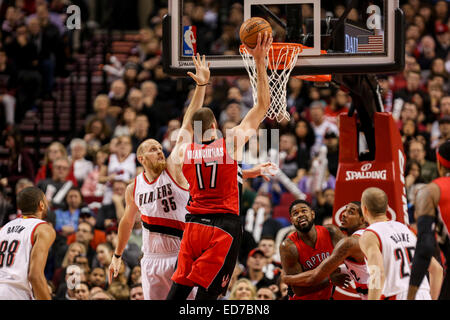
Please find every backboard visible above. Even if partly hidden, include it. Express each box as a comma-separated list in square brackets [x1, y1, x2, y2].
[162, 0, 405, 76]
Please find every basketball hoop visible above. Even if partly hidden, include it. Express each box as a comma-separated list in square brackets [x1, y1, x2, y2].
[240, 43, 303, 122]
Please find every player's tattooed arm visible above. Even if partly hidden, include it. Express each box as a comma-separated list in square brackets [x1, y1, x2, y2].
[280, 238, 331, 296]
[325, 224, 346, 247]
[283, 236, 354, 287]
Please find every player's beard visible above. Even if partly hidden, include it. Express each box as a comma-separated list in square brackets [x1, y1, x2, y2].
[150, 160, 167, 175]
[295, 219, 314, 233]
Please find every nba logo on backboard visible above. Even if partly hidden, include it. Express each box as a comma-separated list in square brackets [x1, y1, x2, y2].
[183, 26, 197, 56]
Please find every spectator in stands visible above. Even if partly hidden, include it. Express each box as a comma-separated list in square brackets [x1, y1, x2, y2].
[107, 281, 130, 300]
[89, 289, 113, 300]
[95, 179, 126, 230]
[238, 248, 277, 291]
[101, 135, 135, 204]
[161, 119, 181, 154]
[293, 117, 315, 183]
[109, 79, 128, 109]
[279, 133, 298, 179]
[433, 115, 450, 149]
[92, 242, 113, 272]
[434, 21, 449, 60]
[54, 187, 87, 236]
[88, 267, 107, 290]
[83, 117, 111, 158]
[128, 265, 141, 286]
[26, 15, 60, 98]
[129, 283, 144, 300]
[113, 107, 136, 137]
[37, 157, 78, 208]
[55, 264, 87, 300]
[0, 126, 35, 191]
[81, 146, 109, 198]
[309, 100, 339, 156]
[72, 221, 97, 265]
[35, 141, 73, 184]
[69, 138, 93, 186]
[74, 282, 90, 300]
[244, 194, 283, 242]
[86, 94, 116, 135]
[323, 131, 339, 178]
[313, 187, 335, 225]
[5, 23, 42, 119]
[287, 78, 307, 115]
[0, 49, 18, 126]
[431, 96, 450, 146]
[130, 113, 151, 153]
[394, 70, 424, 102]
[127, 88, 144, 113]
[408, 139, 438, 183]
[258, 236, 282, 281]
[228, 278, 257, 301]
[324, 89, 349, 126]
[256, 287, 276, 300]
[219, 100, 243, 126]
[417, 35, 437, 70]
[51, 242, 86, 291]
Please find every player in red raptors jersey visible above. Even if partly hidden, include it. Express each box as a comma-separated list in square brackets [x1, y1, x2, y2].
[282, 201, 371, 299]
[166, 32, 273, 300]
[409, 140, 450, 300]
[0, 187, 55, 300]
[279, 199, 346, 300]
[107, 53, 212, 300]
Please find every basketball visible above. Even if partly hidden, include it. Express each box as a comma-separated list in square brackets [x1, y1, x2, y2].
[239, 17, 272, 49]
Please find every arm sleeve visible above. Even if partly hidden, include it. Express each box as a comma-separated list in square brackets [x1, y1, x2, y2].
[409, 215, 436, 287]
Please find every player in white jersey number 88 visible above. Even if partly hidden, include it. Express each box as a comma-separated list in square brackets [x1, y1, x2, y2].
[0, 187, 55, 300]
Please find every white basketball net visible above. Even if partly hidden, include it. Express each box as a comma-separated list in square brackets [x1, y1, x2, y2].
[240, 44, 303, 122]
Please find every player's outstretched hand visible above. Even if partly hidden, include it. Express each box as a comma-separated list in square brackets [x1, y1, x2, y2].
[330, 270, 351, 288]
[187, 53, 211, 86]
[108, 254, 122, 284]
[243, 31, 273, 62]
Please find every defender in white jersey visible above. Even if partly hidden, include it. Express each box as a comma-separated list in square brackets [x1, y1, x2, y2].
[282, 201, 370, 299]
[0, 187, 55, 300]
[359, 187, 443, 300]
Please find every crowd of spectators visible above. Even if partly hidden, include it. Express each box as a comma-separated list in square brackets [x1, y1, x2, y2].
[0, 0, 449, 300]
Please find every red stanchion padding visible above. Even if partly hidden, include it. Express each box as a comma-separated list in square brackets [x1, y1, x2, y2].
[333, 112, 409, 227]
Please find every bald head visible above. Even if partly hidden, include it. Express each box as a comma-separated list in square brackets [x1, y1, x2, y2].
[361, 187, 388, 217]
[137, 139, 160, 158]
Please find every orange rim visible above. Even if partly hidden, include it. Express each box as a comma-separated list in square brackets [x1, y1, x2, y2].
[240, 42, 304, 70]
[294, 74, 332, 82]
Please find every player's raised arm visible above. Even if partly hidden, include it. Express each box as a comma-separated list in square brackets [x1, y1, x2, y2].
[168, 53, 210, 169]
[108, 181, 139, 283]
[177, 54, 210, 140]
[28, 223, 56, 300]
[228, 32, 272, 152]
[359, 230, 385, 300]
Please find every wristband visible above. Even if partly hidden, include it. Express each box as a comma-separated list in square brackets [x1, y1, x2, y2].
[197, 82, 210, 86]
[114, 253, 121, 259]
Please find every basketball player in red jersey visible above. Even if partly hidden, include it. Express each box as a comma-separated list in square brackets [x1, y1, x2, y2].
[279, 199, 346, 300]
[166, 32, 273, 300]
[408, 140, 450, 300]
[282, 201, 371, 299]
[108, 51, 274, 299]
